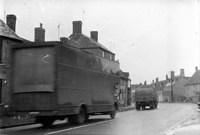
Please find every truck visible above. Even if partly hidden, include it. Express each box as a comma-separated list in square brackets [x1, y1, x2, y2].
[135, 87, 158, 110]
[7, 41, 119, 127]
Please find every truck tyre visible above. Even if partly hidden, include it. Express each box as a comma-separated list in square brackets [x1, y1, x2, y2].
[150, 103, 154, 109]
[136, 105, 140, 110]
[69, 107, 87, 124]
[110, 104, 117, 119]
[110, 109, 116, 119]
[155, 102, 158, 109]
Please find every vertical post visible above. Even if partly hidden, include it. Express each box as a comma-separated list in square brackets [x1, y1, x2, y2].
[170, 71, 174, 103]
[171, 79, 173, 103]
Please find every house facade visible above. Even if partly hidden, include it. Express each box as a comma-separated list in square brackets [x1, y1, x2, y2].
[117, 71, 131, 106]
[162, 69, 190, 102]
[0, 15, 23, 114]
[185, 68, 200, 103]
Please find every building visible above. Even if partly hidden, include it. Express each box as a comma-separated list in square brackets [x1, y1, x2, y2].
[69, 21, 115, 61]
[66, 21, 120, 74]
[0, 15, 23, 114]
[117, 71, 131, 106]
[185, 67, 200, 103]
[163, 69, 190, 102]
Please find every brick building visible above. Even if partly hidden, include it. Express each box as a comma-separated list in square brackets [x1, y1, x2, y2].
[0, 15, 23, 112]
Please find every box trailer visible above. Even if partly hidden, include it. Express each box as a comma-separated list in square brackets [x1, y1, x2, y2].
[8, 41, 119, 126]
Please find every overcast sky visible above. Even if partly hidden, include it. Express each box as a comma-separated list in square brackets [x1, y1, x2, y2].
[1, 0, 200, 84]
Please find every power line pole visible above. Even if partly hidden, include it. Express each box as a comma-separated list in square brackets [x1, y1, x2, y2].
[57, 24, 60, 40]
[170, 71, 174, 103]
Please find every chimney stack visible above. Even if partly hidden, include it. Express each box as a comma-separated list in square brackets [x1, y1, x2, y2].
[156, 77, 159, 83]
[166, 74, 169, 80]
[6, 14, 16, 32]
[73, 21, 82, 34]
[144, 80, 147, 86]
[34, 23, 45, 42]
[195, 66, 198, 72]
[180, 68, 185, 77]
[90, 31, 98, 42]
[171, 71, 175, 81]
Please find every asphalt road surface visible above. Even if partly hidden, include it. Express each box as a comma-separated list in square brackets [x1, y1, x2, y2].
[1, 103, 198, 135]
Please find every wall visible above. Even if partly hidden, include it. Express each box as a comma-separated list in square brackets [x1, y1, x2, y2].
[185, 84, 200, 103]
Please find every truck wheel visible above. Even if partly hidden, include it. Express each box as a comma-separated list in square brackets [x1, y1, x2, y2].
[110, 104, 117, 119]
[155, 104, 158, 109]
[110, 110, 116, 119]
[150, 104, 154, 109]
[136, 105, 140, 110]
[73, 107, 87, 124]
[152, 103, 156, 109]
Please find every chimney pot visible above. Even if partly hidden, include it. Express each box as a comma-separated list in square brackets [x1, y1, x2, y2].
[156, 77, 159, 83]
[73, 21, 82, 34]
[90, 31, 98, 42]
[195, 66, 198, 72]
[34, 23, 45, 42]
[166, 74, 169, 80]
[171, 71, 175, 81]
[180, 68, 185, 77]
[6, 14, 16, 32]
[144, 80, 147, 86]
[40, 23, 43, 28]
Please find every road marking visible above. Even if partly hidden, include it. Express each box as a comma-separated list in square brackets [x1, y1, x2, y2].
[46, 119, 113, 135]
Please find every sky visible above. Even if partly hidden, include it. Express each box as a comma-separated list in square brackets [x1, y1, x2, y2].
[1, 0, 200, 84]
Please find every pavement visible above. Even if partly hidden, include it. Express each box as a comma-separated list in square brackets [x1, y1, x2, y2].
[165, 104, 200, 135]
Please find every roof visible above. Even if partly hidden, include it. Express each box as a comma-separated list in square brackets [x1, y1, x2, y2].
[0, 19, 22, 41]
[117, 71, 130, 79]
[186, 70, 200, 86]
[69, 33, 114, 54]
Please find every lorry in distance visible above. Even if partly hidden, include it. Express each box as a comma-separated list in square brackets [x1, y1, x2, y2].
[135, 87, 158, 110]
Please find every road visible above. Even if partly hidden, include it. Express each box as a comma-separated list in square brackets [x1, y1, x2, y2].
[1, 103, 199, 135]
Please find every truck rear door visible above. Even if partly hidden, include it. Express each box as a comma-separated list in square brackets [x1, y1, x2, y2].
[11, 46, 56, 111]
